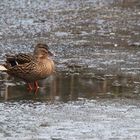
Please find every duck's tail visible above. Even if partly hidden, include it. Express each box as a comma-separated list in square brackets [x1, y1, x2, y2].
[0, 65, 7, 71]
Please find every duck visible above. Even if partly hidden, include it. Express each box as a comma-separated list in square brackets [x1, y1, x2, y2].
[0, 43, 55, 91]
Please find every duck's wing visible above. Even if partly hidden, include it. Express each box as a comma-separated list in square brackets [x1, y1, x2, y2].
[4, 53, 36, 77]
[5, 53, 34, 67]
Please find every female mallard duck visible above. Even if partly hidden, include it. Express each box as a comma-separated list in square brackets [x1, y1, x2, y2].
[0, 43, 55, 91]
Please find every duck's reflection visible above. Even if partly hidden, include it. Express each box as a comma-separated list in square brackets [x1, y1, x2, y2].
[0, 72, 140, 101]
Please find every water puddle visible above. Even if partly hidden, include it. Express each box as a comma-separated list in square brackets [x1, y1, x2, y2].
[0, 0, 140, 139]
[0, 72, 140, 102]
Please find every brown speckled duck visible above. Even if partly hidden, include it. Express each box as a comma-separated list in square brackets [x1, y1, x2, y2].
[0, 43, 55, 91]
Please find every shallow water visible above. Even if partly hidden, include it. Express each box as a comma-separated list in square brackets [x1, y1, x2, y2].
[1, 72, 140, 101]
[0, 0, 140, 139]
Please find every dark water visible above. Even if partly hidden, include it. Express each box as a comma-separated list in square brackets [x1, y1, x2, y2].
[0, 0, 140, 139]
[1, 72, 140, 102]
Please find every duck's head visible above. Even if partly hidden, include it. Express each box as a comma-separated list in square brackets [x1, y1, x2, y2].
[34, 43, 54, 57]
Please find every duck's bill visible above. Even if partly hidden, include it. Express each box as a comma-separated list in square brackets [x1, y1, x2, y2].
[48, 50, 55, 56]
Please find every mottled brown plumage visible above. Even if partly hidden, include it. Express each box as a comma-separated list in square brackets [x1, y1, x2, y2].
[1, 43, 55, 91]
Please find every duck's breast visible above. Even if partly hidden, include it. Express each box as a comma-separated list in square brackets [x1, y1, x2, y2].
[35, 59, 55, 79]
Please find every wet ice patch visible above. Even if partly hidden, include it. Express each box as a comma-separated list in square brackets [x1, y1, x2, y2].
[0, 99, 140, 139]
[18, 19, 34, 25]
[55, 31, 70, 37]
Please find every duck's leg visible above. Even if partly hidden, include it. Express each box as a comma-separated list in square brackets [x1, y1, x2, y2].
[27, 83, 33, 91]
[34, 81, 39, 90]
[34, 81, 39, 94]
[34, 81, 39, 89]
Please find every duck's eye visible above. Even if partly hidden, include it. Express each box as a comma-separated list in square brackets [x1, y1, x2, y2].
[42, 49, 48, 54]
[10, 60, 18, 66]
